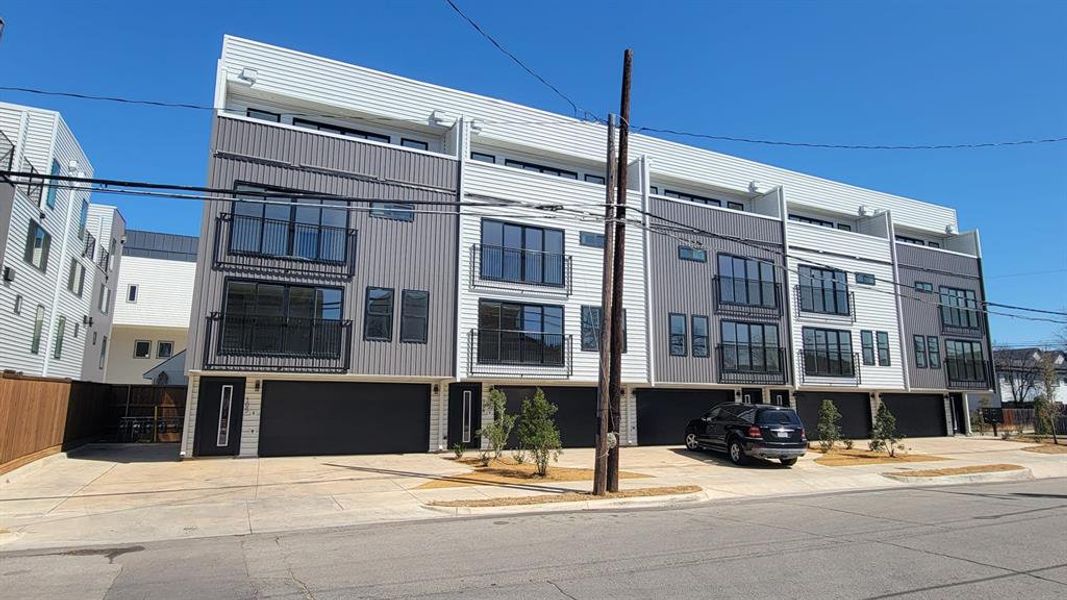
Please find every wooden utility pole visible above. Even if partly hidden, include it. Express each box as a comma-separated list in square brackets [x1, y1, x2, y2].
[607, 49, 632, 492]
[593, 115, 617, 496]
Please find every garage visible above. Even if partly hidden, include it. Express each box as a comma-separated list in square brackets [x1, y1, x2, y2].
[498, 386, 597, 448]
[880, 393, 948, 438]
[636, 388, 734, 446]
[258, 381, 430, 456]
[796, 392, 871, 440]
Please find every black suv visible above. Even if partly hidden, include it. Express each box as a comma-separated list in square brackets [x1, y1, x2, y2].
[684, 403, 807, 466]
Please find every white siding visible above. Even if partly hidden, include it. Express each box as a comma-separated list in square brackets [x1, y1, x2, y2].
[112, 256, 196, 328]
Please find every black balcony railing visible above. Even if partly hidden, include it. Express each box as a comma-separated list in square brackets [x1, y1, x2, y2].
[0, 130, 13, 173]
[470, 244, 572, 295]
[213, 213, 358, 279]
[203, 312, 352, 373]
[798, 350, 862, 386]
[82, 232, 97, 260]
[717, 345, 788, 385]
[20, 158, 43, 205]
[468, 328, 573, 378]
[713, 277, 782, 318]
[794, 285, 856, 323]
[946, 358, 993, 390]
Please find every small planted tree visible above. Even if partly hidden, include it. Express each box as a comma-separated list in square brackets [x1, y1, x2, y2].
[817, 399, 842, 453]
[869, 402, 901, 457]
[972, 397, 989, 436]
[1038, 353, 1061, 445]
[517, 388, 562, 476]
[476, 387, 517, 464]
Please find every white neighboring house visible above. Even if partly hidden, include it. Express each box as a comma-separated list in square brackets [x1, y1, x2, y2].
[106, 230, 197, 385]
[994, 348, 1067, 406]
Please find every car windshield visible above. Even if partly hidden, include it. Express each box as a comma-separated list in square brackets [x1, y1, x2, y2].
[757, 410, 802, 426]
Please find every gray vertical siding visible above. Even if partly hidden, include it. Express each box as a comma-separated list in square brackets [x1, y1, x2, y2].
[647, 198, 787, 384]
[187, 116, 459, 377]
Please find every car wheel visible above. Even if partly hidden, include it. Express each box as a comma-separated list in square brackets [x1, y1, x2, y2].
[685, 433, 700, 451]
[728, 438, 748, 466]
[780, 457, 798, 467]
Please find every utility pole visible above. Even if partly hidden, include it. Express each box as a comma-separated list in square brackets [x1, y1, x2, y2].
[593, 115, 617, 496]
[607, 49, 632, 492]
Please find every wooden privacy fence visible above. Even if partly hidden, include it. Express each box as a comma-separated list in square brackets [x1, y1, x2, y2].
[108, 385, 187, 443]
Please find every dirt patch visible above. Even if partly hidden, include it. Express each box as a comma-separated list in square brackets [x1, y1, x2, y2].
[889, 464, 1024, 478]
[813, 449, 948, 467]
[428, 485, 702, 508]
[419, 457, 648, 489]
[1022, 444, 1067, 454]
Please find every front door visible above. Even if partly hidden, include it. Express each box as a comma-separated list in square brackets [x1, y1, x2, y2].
[950, 393, 967, 434]
[741, 388, 763, 404]
[194, 377, 245, 457]
[448, 383, 482, 451]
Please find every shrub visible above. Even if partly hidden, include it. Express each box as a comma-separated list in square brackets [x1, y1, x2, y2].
[869, 402, 901, 457]
[477, 387, 517, 464]
[817, 399, 842, 452]
[452, 443, 465, 459]
[517, 388, 562, 476]
[512, 449, 526, 464]
[843, 438, 854, 450]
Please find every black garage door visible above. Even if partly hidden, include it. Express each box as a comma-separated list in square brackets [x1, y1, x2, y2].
[880, 394, 947, 438]
[498, 386, 597, 448]
[259, 381, 430, 456]
[796, 392, 871, 440]
[636, 388, 734, 446]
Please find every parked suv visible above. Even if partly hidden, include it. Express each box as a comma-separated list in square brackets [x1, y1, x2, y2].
[684, 403, 807, 466]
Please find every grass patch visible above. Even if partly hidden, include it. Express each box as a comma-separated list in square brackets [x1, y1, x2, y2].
[418, 457, 648, 489]
[427, 485, 702, 508]
[888, 464, 1024, 478]
[813, 448, 947, 467]
[1022, 444, 1067, 454]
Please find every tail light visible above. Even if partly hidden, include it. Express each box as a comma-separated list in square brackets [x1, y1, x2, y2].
[746, 425, 763, 439]
[799, 428, 807, 440]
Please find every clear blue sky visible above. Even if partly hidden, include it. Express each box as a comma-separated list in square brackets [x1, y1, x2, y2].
[1, 1, 1064, 345]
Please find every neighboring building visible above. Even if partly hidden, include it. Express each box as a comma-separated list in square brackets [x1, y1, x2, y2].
[0, 102, 124, 382]
[106, 229, 197, 385]
[993, 348, 1067, 406]
[181, 37, 995, 459]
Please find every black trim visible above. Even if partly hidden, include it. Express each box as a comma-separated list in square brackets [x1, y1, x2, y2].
[668, 313, 687, 357]
[400, 138, 429, 151]
[246, 108, 281, 122]
[364, 287, 395, 342]
[399, 289, 429, 344]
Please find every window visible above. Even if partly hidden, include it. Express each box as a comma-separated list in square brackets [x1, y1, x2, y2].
[157, 341, 174, 359]
[802, 327, 855, 377]
[127, 284, 138, 303]
[913, 335, 928, 368]
[927, 336, 941, 369]
[134, 340, 151, 359]
[691, 315, 709, 358]
[99, 336, 108, 369]
[877, 331, 891, 366]
[914, 281, 933, 293]
[727, 201, 744, 211]
[221, 280, 344, 357]
[580, 306, 627, 352]
[364, 287, 395, 341]
[370, 202, 415, 222]
[30, 305, 45, 354]
[895, 234, 926, 246]
[52, 316, 65, 359]
[939, 287, 981, 329]
[98, 284, 111, 314]
[13, 294, 22, 315]
[231, 184, 350, 262]
[246, 108, 281, 122]
[928, 241, 941, 249]
[45, 159, 61, 209]
[861, 330, 875, 366]
[721, 321, 782, 373]
[855, 273, 876, 285]
[584, 174, 605, 185]
[216, 385, 233, 447]
[108, 239, 116, 271]
[503, 158, 578, 180]
[23, 220, 52, 272]
[669, 313, 687, 356]
[480, 220, 565, 286]
[946, 339, 986, 383]
[73, 323, 79, 339]
[663, 189, 721, 206]
[579, 231, 605, 248]
[400, 290, 429, 343]
[798, 265, 850, 316]
[292, 117, 390, 143]
[78, 200, 89, 240]
[477, 300, 564, 366]
[836, 223, 853, 232]
[649, 186, 660, 195]
[678, 246, 707, 263]
[789, 214, 835, 228]
[67, 259, 85, 297]
[400, 138, 429, 151]
[717, 254, 778, 308]
[471, 152, 496, 164]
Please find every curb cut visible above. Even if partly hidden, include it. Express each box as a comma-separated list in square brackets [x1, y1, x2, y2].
[422, 489, 712, 516]
[882, 467, 1033, 486]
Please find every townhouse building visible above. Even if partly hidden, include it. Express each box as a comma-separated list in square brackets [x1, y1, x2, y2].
[0, 102, 124, 382]
[181, 36, 994, 458]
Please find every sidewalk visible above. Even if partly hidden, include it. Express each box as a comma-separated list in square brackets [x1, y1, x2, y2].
[1, 437, 1064, 551]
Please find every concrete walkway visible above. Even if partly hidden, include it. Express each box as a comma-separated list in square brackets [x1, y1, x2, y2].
[1, 437, 1064, 551]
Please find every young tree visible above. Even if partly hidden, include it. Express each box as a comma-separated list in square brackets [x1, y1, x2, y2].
[517, 388, 562, 476]
[1037, 354, 1061, 445]
[971, 397, 990, 436]
[817, 399, 842, 453]
[994, 346, 1042, 405]
[476, 387, 517, 464]
[869, 402, 901, 457]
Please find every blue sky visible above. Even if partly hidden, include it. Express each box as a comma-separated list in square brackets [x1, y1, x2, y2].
[1, 1, 1064, 345]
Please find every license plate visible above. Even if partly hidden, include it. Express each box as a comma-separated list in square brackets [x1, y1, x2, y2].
[776, 431, 789, 438]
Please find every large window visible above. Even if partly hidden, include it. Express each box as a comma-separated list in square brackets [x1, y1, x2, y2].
[221, 280, 343, 357]
[927, 336, 941, 368]
[876, 331, 891, 366]
[579, 306, 626, 352]
[861, 330, 875, 366]
[721, 321, 781, 373]
[669, 313, 687, 357]
[400, 290, 429, 344]
[802, 327, 855, 377]
[798, 265, 850, 316]
[913, 335, 928, 369]
[718, 254, 777, 308]
[23, 220, 52, 272]
[691, 315, 709, 358]
[364, 287, 394, 341]
[230, 185, 349, 263]
[946, 339, 986, 383]
[939, 287, 981, 330]
[478, 300, 564, 366]
[480, 220, 565, 287]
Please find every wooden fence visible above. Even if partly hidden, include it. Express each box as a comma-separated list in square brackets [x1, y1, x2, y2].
[107, 385, 187, 442]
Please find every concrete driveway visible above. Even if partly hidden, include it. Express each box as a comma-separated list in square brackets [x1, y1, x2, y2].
[1, 437, 1064, 551]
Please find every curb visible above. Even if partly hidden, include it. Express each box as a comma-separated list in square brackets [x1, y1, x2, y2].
[422, 489, 712, 516]
[882, 467, 1033, 486]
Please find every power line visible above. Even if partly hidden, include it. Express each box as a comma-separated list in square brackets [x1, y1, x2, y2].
[985, 302, 1067, 317]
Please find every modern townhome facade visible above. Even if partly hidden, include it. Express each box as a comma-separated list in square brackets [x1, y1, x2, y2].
[106, 229, 198, 385]
[181, 36, 994, 459]
[0, 101, 124, 382]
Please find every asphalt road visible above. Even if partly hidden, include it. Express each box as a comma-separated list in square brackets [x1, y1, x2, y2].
[2, 478, 1066, 599]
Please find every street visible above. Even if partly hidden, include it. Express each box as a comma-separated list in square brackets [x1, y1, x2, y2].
[2, 478, 1066, 599]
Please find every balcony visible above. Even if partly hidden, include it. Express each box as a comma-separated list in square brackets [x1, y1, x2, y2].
[717, 345, 788, 385]
[20, 158, 42, 206]
[946, 358, 994, 390]
[713, 277, 782, 319]
[202, 312, 352, 373]
[469, 244, 572, 296]
[794, 285, 856, 323]
[467, 328, 573, 378]
[213, 213, 358, 279]
[0, 130, 13, 172]
[797, 350, 862, 386]
[82, 232, 97, 260]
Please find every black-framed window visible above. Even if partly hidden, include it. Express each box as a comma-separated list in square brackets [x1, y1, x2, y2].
[663, 189, 721, 206]
[370, 202, 415, 222]
[927, 336, 941, 369]
[721, 321, 782, 373]
[678, 246, 707, 262]
[727, 201, 744, 211]
[718, 254, 777, 308]
[23, 220, 52, 272]
[503, 158, 578, 180]
[579, 305, 626, 352]
[157, 341, 174, 359]
[470, 152, 496, 164]
[939, 287, 981, 329]
[579, 231, 605, 248]
[895, 234, 927, 246]
[584, 174, 605, 185]
[915, 281, 933, 293]
[691, 315, 709, 358]
[789, 214, 835, 228]
[946, 339, 986, 382]
[134, 340, 151, 359]
[876, 331, 890, 366]
[400, 138, 429, 151]
[292, 117, 391, 143]
[478, 300, 564, 366]
[480, 220, 565, 286]
[855, 273, 876, 285]
[669, 313, 687, 356]
[914, 335, 928, 368]
[231, 184, 349, 262]
[928, 241, 941, 249]
[221, 280, 344, 357]
[52, 316, 65, 360]
[45, 159, 60, 209]
[400, 290, 429, 343]
[67, 259, 85, 297]
[798, 265, 850, 315]
[861, 330, 875, 366]
[246, 108, 281, 122]
[364, 287, 394, 341]
[30, 305, 45, 354]
[836, 223, 853, 232]
[78, 200, 89, 240]
[802, 327, 854, 377]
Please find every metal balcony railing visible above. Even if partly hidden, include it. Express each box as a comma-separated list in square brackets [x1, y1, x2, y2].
[798, 350, 862, 386]
[713, 277, 782, 318]
[203, 313, 352, 373]
[82, 232, 97, 260]
[20, 158, 43, 205]
[946, 358, 994, 390]
[794, 285, 856, 323]
[468, 328, 573, 378]
[469, 244, 572, 295]
[0, 130, 13, 172]
[716, 345, 788, 385]
[213, 213, 358, 279]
